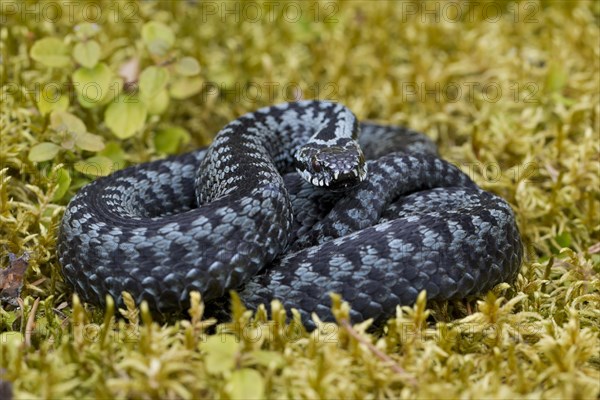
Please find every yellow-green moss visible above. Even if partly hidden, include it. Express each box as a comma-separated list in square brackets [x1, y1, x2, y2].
[1, 1, 599, 398]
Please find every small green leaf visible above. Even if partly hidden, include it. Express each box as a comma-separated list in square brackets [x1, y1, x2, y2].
[154, 126, 190, 154]
[104, 97, 147, 139]
[170, 77, 203, 99]
[30, 37, 70, 67]
[141, 21, 175, 55]
[226, 369, 265, 400]
[72, 63, 113, 108]
[98, 141, 126, 167]
[75, 132, 105, 152]
[175, 57, 201, 76]
[37, 85, 69, 116]
[74, 22, 100, 40]
[74, 156, 115, 176]
[551, 93, 577, 107]
[248, 350, 284, 369]
[555, 232, 572, 248]
[73, 40, 101, 68]
[50, 111, 87, 136]
[200, 335, 240, 375]
[145, 89, 170, 115]
[28, 142, 61, 162]
[139, 66, 169, 97]
[545, 64, 568, 93]
[71, 176, 92, 191]
[99, 77, 124, 106]
[51, 167, 71, 201]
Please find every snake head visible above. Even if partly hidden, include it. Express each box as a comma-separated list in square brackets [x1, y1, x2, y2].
[295, 141, 367, 191]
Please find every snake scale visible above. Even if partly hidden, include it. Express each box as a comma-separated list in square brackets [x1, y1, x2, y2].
[58, 101, 523, 327]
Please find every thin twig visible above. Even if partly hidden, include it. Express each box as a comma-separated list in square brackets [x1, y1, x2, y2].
[341, 320, 418, 387]
[24, 298, 40, 347]
[588, 242, 600, 254]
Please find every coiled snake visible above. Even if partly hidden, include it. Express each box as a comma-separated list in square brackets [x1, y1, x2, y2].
[58, 101, 523, 326]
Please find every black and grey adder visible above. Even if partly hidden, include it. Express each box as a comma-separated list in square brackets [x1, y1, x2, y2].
[58, 101, 523, 326]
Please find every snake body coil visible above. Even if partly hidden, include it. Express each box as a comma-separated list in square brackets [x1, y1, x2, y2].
[58, 101, 523, 326]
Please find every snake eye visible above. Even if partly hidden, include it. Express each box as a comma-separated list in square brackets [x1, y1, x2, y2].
[312, 158, 322, 172]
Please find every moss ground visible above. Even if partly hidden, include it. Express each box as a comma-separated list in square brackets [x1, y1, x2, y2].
[1, 1, 599, 398]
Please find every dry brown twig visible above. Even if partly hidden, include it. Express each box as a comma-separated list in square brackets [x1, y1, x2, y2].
[340, 320, 418, 387]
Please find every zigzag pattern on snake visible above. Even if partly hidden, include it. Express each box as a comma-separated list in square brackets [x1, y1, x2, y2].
[58, 101, 523, 327]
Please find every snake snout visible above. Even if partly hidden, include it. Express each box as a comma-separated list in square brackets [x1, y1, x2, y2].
[296, 145, 367, 190]
[320, 146, 367, 191]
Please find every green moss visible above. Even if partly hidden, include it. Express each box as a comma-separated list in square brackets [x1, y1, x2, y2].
[1, 1, 599, 398]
